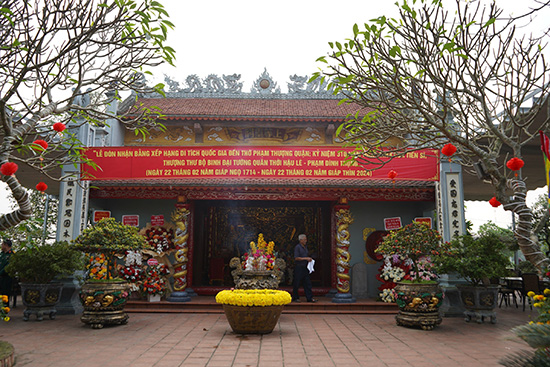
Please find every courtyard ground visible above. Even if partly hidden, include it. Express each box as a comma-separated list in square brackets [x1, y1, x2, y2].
[0, 304, 538, 367]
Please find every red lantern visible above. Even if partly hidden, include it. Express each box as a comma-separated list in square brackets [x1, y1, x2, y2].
[441, 143, 457, 157]
[506, 157, 524, 171]
[0, 162, 18, 176]
[36, 182, 48, 192]
[489, 197, 501, 207]
[387, 170, 398, 180]
[53, 122, 66, 132]
[32, 139, 48, 151]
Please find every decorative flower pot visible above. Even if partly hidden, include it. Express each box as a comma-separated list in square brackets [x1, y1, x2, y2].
[456, 284, 499, 324]
[394, 282, 444, 330]
[222, 304, 284, 334]
[229, 257, 286, 289]
[79, 280, 130, 329]
[20, 282, 63, 321]
[234, 270, 280, 290]
[147, 294, 161, 302]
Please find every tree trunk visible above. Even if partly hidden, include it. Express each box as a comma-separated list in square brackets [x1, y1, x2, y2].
[503, 179, 550, 273]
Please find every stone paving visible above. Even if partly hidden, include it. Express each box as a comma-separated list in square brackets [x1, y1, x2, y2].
[0, 305, 539, 367]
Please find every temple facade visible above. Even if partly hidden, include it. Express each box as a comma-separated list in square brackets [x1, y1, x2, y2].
[56, 70, 465, 300]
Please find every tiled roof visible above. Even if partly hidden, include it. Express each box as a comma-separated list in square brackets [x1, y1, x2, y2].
[132, 98, 369, 121]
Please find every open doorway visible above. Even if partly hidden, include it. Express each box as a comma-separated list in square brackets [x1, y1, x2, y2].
[192, 200, 332, 288]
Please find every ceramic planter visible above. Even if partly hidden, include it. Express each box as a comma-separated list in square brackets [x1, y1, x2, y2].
[394, 282, 444, 330]
[20, 282, 63, 321]
[79, 280, 130, 329]
[222, 304, 283, 334]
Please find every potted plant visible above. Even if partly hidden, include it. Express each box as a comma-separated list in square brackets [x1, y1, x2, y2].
[375, 221, 450, 330]
[5, 241, 83, 321]
[215, 289, 292, 334]
[437, 231, 511, 323]
[73, 218, 150, 329]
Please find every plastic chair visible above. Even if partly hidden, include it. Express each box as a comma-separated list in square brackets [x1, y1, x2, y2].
[520, 273, 541, 311]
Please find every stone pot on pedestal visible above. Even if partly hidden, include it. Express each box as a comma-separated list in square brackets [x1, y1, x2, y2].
[456, 284, 499, 324]
[20, 282, 63, 321]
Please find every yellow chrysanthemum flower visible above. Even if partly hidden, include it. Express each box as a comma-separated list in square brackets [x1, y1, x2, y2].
[544, 289, 550, 295]
[528, 291, 536, 298]
[3, 317, 9, 322]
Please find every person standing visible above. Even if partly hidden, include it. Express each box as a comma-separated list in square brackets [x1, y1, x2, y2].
[0, 239, 13, 302]
[292, 234, 317, 303]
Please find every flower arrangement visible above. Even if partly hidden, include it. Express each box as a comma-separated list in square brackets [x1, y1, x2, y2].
[376, 222, 448, 282]
[377, 255, 411, 302]
[86, 253, 108, 280]
[242, 233, 276, 271]
[73, 218, 150, 280]
[140, 263, 170, 296]
[144, 226, 174, 254]
[215, 289, 292, 307]
[0, 295, 10, 322]
[118, 251, 144, 291]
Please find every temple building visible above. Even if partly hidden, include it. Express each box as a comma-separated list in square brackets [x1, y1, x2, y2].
[56, 70, 464, 300]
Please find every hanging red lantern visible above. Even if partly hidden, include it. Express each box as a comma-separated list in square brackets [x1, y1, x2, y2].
[489, 197, 501, 207]
[0, 162, 18, 176]
[506, 157, 524, 171]
[441, 143, 457, 157]
[387, 170, 398, 180]
[52, 122, 66, 132]
[36, 182, 48, 192]
[32, 139, 48, 151]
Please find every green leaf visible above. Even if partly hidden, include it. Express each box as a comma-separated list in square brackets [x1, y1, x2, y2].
[484, 18, 495, 27]
[353, 23, 359, 37]
[389, 45, 401, 57]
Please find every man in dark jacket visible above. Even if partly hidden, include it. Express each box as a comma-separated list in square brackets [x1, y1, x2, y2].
[292, 234, 317, 303]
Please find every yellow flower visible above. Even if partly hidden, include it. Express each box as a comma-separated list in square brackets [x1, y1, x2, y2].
[3, 317, 9, 322]
[1, 295, 7, 303]
[528, 291, 536, 297]
[544, 289, 550, 295]
[534, 302, 542, 307]
[3, 307, 10, 313]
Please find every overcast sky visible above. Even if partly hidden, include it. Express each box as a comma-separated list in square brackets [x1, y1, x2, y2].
[154, 0, 550, 92]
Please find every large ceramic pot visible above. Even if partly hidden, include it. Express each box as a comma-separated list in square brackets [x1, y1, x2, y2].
[456, 284, 499, 324]
[79, 280, 130, 329]
[394, 282, 444, 330]
[20, 282, 63, 321]
[222, 304, 284, 334]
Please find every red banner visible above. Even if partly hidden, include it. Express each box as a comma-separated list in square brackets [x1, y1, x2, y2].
[82, 146, 439, 181]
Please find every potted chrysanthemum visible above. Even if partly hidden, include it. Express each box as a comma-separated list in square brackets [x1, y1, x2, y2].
[375, 221, 451, 330]
[216, 289, 291, 334]
[73, 218, 151, 329]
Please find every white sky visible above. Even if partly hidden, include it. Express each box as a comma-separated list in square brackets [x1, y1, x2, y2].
[1, 0, 549, 233]
[153, 0, 550, 90]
